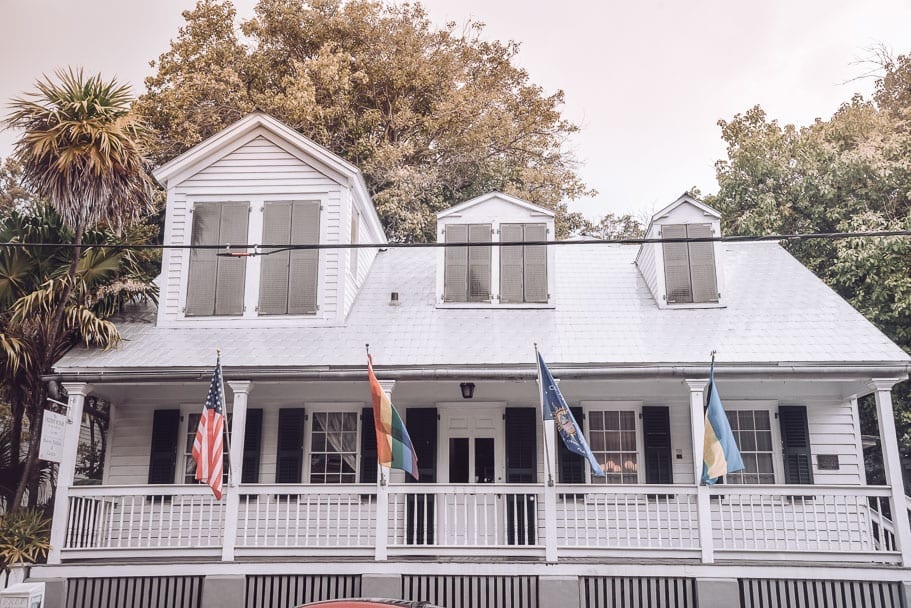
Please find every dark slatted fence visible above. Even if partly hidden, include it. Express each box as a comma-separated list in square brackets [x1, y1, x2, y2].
[66, 576, 203, 608]
[740, 579, 906, 608]
[245, 574, 361, 608]
[580, 577, 696, 608]
[403, 575, 538, 608]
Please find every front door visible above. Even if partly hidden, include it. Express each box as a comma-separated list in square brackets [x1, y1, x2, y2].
[438, 406, 505, 545]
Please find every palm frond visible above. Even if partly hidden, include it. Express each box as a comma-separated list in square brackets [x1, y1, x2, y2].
[63, 305, 121, 349]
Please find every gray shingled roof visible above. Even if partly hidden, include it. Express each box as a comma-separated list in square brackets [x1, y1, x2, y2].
[54, 242, 909, 372]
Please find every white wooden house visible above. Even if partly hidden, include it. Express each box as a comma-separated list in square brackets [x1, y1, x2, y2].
[30, 113, 911, 608]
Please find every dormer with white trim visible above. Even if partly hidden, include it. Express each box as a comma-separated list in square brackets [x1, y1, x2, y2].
[152, 113, 386, 328]
[635, 193, 725, 309]
[436, 192, 556, 308]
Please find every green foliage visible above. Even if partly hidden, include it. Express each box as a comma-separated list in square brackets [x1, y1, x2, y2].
[706, 51, 911, 477]
[0, 509, 50, 570]
[135, 0, 594, 241]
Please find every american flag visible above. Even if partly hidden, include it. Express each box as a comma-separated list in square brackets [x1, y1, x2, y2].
[192, 355, 225, 500]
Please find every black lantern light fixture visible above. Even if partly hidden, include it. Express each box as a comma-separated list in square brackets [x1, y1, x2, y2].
[459, 382, 475, 399]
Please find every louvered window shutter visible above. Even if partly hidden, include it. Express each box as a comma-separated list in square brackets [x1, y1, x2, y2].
[186, 204, 220, 316]
[505, 408, 537, 483]
[468, 224, 492, 301]
[259, 202, 293, 314]
[500, 224, 525, 303]
[779, 406, 814, 484]
[407, 408, 438, 483]
[558, 407, 586, 483]
[360, 407, 378, 483]
[661, 224, 692, 304]
[350, 209, 360, 276]
[642, 406, 673, 484]
[213, 202, 249, 316]
[686, 224, 719, 303]
[241, 409, 263, 484]
[523, 224, 548, 303]
[276, 408, 305, 483]
[148, 410, 180, 484]
[288, 201, 320, 314]
[444, 224, 469, 301]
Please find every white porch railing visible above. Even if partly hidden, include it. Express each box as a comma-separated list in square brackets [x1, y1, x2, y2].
[555, 485, 700, 552]
[235, 485, 377, 552]
[60, 483, 902, 563]
[708, 485, 898, 560]
[64, 485, 225, 553]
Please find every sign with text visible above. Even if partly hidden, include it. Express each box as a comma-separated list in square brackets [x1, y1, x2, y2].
[38, 410, 67, 463]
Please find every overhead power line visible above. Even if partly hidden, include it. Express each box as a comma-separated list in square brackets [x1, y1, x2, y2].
[0, 229, 909, 257]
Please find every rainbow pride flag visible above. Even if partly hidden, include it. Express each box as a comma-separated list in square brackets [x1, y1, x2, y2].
[368, 354, 419, 480]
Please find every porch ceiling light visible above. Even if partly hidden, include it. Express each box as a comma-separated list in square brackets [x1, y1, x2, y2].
[460, 382, 475, 399]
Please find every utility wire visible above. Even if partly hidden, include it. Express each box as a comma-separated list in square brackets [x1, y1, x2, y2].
[0, 229, 909, 257]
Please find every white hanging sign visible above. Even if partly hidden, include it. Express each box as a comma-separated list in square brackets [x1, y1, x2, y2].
[38, 410, 67, 463]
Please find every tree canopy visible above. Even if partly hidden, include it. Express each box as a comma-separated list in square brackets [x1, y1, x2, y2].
[135, 0, 594, 241]
[705, 51, 911, 478]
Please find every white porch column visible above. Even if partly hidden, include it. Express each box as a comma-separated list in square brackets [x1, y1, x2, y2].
[374, 379, 395, 561]
[871, 378, 911, 566]
[543, 417, 558, 563]
[686, 378, 714, 564]
[222, 380, 253, 562]
[47, 382, 92, 564]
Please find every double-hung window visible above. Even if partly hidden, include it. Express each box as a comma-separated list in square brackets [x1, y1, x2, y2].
[724, 409, 775, 484]
[186, 202, 249, 316]
[182, 413, 230, 485]
[587, 410, 639, 484]
[500, 223, 548, 303]
[661, 223, 718, 304]
[309, 411, 359, 484]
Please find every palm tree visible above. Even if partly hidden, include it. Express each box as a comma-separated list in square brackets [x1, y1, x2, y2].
[3, 69, 155, 510]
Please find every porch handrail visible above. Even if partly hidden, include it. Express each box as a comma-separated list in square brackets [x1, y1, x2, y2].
[67, 484, 221, 497]
[708, 484, 893, 497]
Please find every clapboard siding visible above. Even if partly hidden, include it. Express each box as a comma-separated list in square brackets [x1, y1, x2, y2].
[636, 242, 659, 304]
[806, 399, 862, 485]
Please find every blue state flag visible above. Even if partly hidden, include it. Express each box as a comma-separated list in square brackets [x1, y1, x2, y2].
[536, 350, 605, 477]
[702, 365, 745, 484]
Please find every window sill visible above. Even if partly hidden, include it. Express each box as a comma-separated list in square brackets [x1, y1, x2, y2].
[436, 302, 555, 310]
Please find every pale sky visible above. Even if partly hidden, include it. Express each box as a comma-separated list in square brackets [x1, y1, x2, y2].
[1, 0, 909, 220]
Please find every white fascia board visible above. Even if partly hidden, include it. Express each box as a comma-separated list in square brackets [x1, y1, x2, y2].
[650, 193, 722, 223]
[437, 191, 556, 219]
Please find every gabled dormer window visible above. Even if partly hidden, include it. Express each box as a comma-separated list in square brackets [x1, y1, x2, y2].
[186, 202, 249, 316]
[661, 223, 718, 304]
[444, 224, 492, 302]
[259, 200, 320, 315]
[500, 223, 548, 303]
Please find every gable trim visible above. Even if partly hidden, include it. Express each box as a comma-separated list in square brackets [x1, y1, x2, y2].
[437, 192, 555, 219]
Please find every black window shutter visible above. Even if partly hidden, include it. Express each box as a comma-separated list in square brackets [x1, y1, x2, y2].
[360, 407, 378, 483]
[779, 405, 814, 484]
[407, 408, 437, 483]
[558, 407, 586, 483]
[642, 406, 673, 484]
[148, 410, 180, 484]
[241, 409, 263, 484]
[506, 408, 537, 483]
[276, 408, 305, 483]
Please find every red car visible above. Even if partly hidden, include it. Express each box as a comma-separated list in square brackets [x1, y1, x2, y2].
[299, 601, 442, 608]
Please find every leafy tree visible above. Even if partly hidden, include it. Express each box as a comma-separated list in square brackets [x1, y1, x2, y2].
[705, 53, 911, 486]
[3, 69, 156, 509]
[135, 0, 594, 241]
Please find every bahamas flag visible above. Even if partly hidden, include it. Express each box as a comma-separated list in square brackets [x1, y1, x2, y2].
[702, 364, 745, 484]
[368, 355, 419, 480]
[536, 350, 605, 477]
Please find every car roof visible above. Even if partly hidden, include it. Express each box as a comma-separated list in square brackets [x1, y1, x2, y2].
[299, 600, 442, 608]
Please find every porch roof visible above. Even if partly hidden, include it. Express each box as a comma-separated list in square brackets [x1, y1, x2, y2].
[54, 242, 910, 374]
